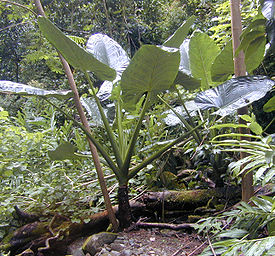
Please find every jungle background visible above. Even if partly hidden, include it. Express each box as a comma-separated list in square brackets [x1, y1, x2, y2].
[0, 0, 274, 255]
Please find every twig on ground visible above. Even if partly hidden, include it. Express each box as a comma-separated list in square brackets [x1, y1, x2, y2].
[171, 241, 192, 256]
[207, 233, 217, 256]
[136, 221, 194, 231]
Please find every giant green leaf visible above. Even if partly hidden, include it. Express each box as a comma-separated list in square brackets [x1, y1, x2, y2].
[195, 76, 274, 116]
[245, 36, 266, 73]
[236, 30, 265, 57]
[174, 72, 201, 90]
[189, 32, 220, 89]
[37, 16, 116, 81]
[0, 81, 72, 99]
[163, 16, 196, 48]
[121, 45, 180, 109]
[211, 40, 234, 82]
[174, 40, 201, 90]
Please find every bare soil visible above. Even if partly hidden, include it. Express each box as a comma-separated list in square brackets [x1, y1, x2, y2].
[115, 228, 207, 256]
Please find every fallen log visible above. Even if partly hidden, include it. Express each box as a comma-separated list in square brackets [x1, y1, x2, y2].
[140, 187, 241, 213]
[0, 187, 240, 256]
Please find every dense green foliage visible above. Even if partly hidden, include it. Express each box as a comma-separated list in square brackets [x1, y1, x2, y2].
[0, 0, 274, 255]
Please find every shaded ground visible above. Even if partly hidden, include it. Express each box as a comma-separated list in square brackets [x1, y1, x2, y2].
[95, 228, 207, 256]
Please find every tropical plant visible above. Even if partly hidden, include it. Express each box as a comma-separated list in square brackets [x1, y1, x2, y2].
[0, 10, 202, 228]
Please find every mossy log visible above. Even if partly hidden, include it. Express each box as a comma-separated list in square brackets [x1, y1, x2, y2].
[0, 188, 240, 256]
[141, 187, 241, 213]
[0, 203, 145, 256]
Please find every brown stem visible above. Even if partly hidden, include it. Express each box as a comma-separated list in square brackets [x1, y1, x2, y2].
[230, 0, 253, 202]
[33, 0, 118, 231]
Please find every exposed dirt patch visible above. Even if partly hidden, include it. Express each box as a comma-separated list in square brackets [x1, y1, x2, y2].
[99, 228, 207, 256]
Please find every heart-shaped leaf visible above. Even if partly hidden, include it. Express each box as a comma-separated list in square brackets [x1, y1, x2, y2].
[172, 39, 201, 90]
[261, 0, 275, 52]
[189, 32, 220, 89]
[195, 76, 274, 116]
[37, 16, 116, 81]
[0, 81, 72, 99]
[211, 40, 234, 82]
[121, 45, 180, 110]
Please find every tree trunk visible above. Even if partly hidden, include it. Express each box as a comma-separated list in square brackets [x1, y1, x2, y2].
[230, 0, 254, 202]
[117, 185, 133, 229]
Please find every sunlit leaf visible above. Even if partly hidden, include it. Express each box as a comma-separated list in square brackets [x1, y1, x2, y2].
[0, 81, 73, 99]
[245, 36, 266, 73]
[189, 32, 220, 89]
[174, 40, 201, 90]
[121, 45, 180, 110]
[86, 33, 130, 101]
[261, 0, 275, 52]
[195, 76, 274, 116]
[211, 40, 234, 82]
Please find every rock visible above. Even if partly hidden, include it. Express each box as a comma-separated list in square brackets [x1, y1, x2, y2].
[67, 237, 87, 256]
[109, 242, 126, 251]
[82, 232, 118, 256]
[120, 249, 132, 256]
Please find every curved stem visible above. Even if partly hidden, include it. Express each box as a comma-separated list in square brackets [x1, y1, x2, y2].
[34, 0, 118, 231]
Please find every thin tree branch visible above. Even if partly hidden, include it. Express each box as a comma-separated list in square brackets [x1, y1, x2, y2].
[0, 21, 29, 32]
[0, 0, 37, 15]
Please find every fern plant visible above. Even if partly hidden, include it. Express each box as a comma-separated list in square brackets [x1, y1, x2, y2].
[211, 118, 275, 186]
[196, 196, 275, 256]
[194, 116, 275, 256]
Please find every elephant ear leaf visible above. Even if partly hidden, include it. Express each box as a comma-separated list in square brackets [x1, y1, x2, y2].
[0, 81, 72, 99]
[211, 40, 234, 82]
[48, 142, 83, 160]
[86, 33, 130, 101]
[37, 16, 116, 81]
[195, 76, 274, 117]
[120, 45, 180, 111]
[174, 40, 201, 90]
[189, 32, 220, 90]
